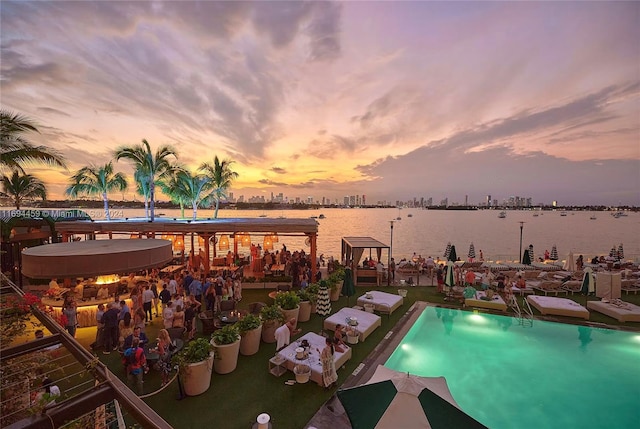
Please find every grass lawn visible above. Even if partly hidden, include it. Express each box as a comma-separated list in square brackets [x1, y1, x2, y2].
[82, 285, 640, 429]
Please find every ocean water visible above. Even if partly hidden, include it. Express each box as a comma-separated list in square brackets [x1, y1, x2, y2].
[25, 207, 640, 262]
[385, 307, 640, 428]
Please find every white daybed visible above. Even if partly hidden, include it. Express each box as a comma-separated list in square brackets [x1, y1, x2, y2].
[323, 307, 381, 342]
[277, 332, 352, 386]
[527, 295, 589, 320]
[464, 291, 508, 312]
[356, 291, 404, 315]
[586, 300, 640, 322]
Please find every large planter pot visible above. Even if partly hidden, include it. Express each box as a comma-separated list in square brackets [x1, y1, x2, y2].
[262, 320, 281, 343]
[211, 337, 241, 375]
[280, 305, 300, 328]
[298, 301, 311, 322]
[182, 353, 214, 396]
[240, 324, 263, 356]
[329, 283, 342, 302]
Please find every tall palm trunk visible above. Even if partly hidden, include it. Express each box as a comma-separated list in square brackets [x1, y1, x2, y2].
[149, 181, 156, 221]
[192, 202, 198, 220]
[15, 197, 21, 210]
[214, 200, 220, 219]
[180, 202, 185, 219]
[102, 192, 110, 220]
[144, 197, 149, 219]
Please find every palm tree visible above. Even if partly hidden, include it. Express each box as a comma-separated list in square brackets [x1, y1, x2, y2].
[114, 139, 177, 221]
[65, 162, 127, 221]
[0, 171, 47, 209]
[175, 171, 213, 220]
[158, 168, 188, 219]
[1, 110, 67, 173]
[134, 168, 151, 219]
[199, 156, 238, 219]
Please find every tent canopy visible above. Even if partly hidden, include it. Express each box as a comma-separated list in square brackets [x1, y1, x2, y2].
[341, 236, 389, 267]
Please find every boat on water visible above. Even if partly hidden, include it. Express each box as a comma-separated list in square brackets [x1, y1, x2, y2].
[533, 213, 539, 217]
[590, 215, 597, 220]
[407, 214, 413, 217]
[560, 211, 567, 216]
[498, 211, 506, 218]
[318, 214, 326, 219]
[612, 211, 627, 218]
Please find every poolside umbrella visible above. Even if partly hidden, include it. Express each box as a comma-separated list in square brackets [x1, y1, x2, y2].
[444, 261, 455, 288]
[443, 242, 452, 259]
[467, 243, 476, 262]
[315, 284, 331, 317]
[341, 267, 356, 306]
[448, 245, 457, 262]
[563, 251, 575, 271]
[550, 245, 558, 261]
[609, 246, 617, 259]
[337, 365, 487, 429]
[527, 245, 534, 264]
[521, 248, 531, 265]
[581, 267, 595, 295]
[617, 244, 624, 260]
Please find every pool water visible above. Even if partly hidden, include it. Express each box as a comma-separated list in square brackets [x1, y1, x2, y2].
[385, 306, 640, 428]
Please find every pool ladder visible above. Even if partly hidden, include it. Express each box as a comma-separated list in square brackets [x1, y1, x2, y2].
[510, 295, 533, 327]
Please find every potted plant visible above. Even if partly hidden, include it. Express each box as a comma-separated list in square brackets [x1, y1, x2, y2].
[260, 304, 284, 343]
[172, 337, 214, 396]
[210, 324, 241, 374]
[236, 313, 262, 356]
[328, 269, 344, 302]
[275, 291, 301, 329]
[306, 282, 319, 313]
[296, 289, 313, 322]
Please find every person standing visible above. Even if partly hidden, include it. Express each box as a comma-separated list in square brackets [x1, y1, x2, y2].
[142, 285, 154, 323]
[93, 303, 105, 350]
[376, 261, 385, 287]
[318, 336, 338, 389]
[159, 284, 171, 310]
[62, 300, 78, 337]
[101, 303, 119, 354]
[162, 302, 174, 329]
[124, 338, 147, 395]
[389, 258, 396, 283]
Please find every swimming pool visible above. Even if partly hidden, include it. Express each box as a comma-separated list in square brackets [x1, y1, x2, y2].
[385, 306, 640, 428]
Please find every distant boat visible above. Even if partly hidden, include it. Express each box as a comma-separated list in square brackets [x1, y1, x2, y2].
[277, 216, 286, 219]
[533, 213, 539, 217]
[259, 214, 267, 218]
[157, 213, 166, 216]
[396, 216, 401, 220]
[498, 211, 506, 218]
[612, 211, 627, 218]
[318, 214, 326, 219]
[310, 216, 318, 219]
[560, 211, 567, 216]
[407, 214, 413, 217]
[590, 215, 597, 220]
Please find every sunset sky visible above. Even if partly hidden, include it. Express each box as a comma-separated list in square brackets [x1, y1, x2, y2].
[1, 1, 639, 206]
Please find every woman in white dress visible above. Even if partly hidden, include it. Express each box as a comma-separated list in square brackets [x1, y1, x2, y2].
[319, 336, 338, 389]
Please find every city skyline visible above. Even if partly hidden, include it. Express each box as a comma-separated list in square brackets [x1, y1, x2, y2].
[1, 1, 639, 205]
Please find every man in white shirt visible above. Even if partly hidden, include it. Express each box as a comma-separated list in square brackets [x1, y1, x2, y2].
[49, 278, 60, 289]
[376, 261, 385, 287]
[168, 275, 178, 295]
[142, 285, 155, 323]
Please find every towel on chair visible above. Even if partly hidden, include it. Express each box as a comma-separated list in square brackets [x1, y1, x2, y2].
[275, 324, 290, 351]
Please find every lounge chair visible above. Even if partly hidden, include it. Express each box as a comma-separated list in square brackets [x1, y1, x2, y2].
[527, 296, 589, 319]
[621, 280, 640, 295]
[530, 280, 567, 296]
[561, 280, 583, 295]
[587, 299, 640, 322]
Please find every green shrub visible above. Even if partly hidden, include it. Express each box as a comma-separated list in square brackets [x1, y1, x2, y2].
[211, 324, 240, 345]
[235, 313, 261, 334]
[274, 291, 300, 310]
[172, 337, 213, 371]
[260, 304, 285, 323]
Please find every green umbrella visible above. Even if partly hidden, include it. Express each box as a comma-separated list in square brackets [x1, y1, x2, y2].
[444, 261, 455, 288]
[337, 365, 487, 429]
[581, 267, 595, 295]
[522, 248, 532, 265]
[448, 245, 457, 262]
[341, 267, 356, 306]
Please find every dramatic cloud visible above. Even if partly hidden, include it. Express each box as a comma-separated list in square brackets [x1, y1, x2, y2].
[0, 1, 638, 205]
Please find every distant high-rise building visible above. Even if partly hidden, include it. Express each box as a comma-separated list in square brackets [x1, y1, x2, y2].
[486, 195, 491, 207]
[362, 194, 366, 206]
[465, 195, 468, 206]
